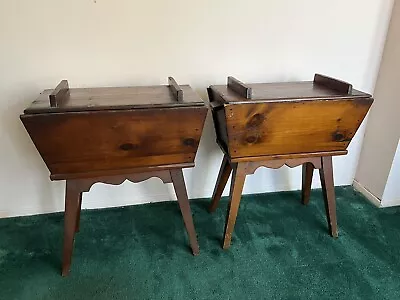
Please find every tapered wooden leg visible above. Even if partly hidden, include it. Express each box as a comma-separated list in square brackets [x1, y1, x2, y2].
[301, 162, 314, 205]
[62, 180, 81, 276]
[170, 169, 200, 256]
[209, 155, 232, 213]
[319, 156, 338, 238]
[223, 163, 246, 249]
[75, 193, 83, 233]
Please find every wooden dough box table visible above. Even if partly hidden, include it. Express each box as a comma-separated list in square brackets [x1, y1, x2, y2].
[20, 78, 207, 276]
[207, 74, 373, 249]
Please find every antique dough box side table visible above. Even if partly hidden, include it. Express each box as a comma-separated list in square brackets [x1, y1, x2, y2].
[20, 77, 207, 276]
[207, 74, 373, 249]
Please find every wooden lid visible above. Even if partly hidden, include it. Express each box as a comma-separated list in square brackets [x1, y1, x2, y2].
[24, 77, 204, 114]
[210, 74, 371, 104]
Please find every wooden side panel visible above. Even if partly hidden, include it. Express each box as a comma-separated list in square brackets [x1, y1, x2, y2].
[208, 88, 230, 154]
[225, 98, 373, 158]
[211, 107, 229, 154]
[21, 107, 207, 177]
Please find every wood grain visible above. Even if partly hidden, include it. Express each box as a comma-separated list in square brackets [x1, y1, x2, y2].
[21, 81, 206, 276]
[207, 74, 369, 249]
[225, 99, 372, 158]
[26, 85, 203, 114]
[210, 81, 369, 104]
[21, 106, 207, 178]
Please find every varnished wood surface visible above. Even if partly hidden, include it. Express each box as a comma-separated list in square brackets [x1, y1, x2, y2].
[210, 81, 369, 104]
[222, 162, 246, 249]
[25, 85, 204, 114]
[314, 74, 352, 94]
[227, 76, 253, 99]
[244, 157, 322, 174]
[50, 162, 194, 180]
[21, 81, 206, 276]
[62, 180, 81, 276]
[170, 169, 200, 255]
[21, 106, 207, 179]
[69, 171, 174, 193]
[211, 107, 229, 154]
[319, 156, 338, 238]
[209, 155, 232, 213]
[209, 74, 373, 159]
[301, 163, 314, 205]
[207, 74, 360, 250]
[49, 80, 69, 107]
[75, 193, 83, 233]
[168, 77, 183, 102]
[223, 99, 372, 158]
[228, 150, 347, 163]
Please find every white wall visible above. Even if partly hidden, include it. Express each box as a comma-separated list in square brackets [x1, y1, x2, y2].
[382, 140, 400, 206]
[355, 0, 400, 206]
[0, 0, 394, 218]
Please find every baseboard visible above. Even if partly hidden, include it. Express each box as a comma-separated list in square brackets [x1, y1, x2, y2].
[352, 180, 382, 208]
[0, 184, 380, 219]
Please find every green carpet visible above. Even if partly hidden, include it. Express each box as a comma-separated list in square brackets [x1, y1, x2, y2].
[1, 186, 400, 300]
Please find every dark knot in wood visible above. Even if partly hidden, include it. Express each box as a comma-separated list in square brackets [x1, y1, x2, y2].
[183, 138, 196, 147]
[246, 114, 265, 129]
[332, 131, 345, 142]
[245, 136, 258, 144]
[119, 143, 137, 151]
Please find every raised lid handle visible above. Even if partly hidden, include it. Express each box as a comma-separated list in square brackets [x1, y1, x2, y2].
[49, 80, 70, 107]
[314, 74, 352, 94]
[227, 76, 253, 99]
[168, 77, 183, 102]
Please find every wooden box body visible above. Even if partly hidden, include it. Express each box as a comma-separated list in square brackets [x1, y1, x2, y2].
[21, 82, 207, 180]
[209, 75, 373, 159]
